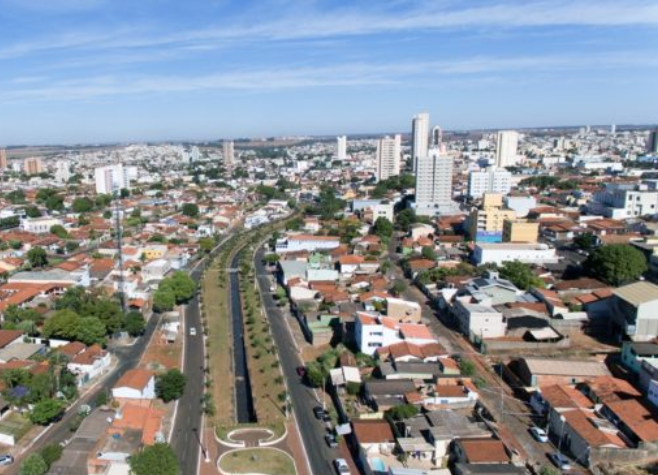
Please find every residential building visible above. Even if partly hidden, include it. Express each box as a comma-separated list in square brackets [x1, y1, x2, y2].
[20, 216, 63, 234]
[352, 420, 396, 475]
[0, 149, 6, 170]
[65, 344, 111, 386]
[453, 298, 507, 340]
[275, 234, 341, 253]
[415, 149, 455, 216]
[386, 297, 422, 323]
[467, 168, 512, 199]
[23, 157, 44, 175]
[495, 131, 519, 168]
[453, 438, 511, 465]
[621, 342, 658, 374]
[376, 135, 401, 182]
[588, 182, 658, 219]
[431, 125, 442, 148]
[223, 140, 234, 167]
[513, 358, 611, 387]
[112, 369, 156, 402]
[647, 128, 658, 154]
[412, 112, 430, 171]
[472, 243, 558, 266]
[337, 135, 347, 160]
[468, 199, 516, 243]
[54, 159, 71, 183]
[611, 281, 658, 342]
[95, 163, 130, 195]
[502, 220, 539, 243]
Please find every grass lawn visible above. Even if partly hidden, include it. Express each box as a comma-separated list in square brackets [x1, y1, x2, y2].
[205, 259, 234, 426]
[220, 449, 296, 475]
[0, 412, 33, 443]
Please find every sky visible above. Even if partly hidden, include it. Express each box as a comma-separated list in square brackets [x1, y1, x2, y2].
[0, 0, 657, 145]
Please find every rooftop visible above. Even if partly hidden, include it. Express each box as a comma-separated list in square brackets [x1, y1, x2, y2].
[613, 281, 658, 306]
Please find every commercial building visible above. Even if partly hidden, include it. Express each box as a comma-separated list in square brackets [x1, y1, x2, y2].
[20, 216, 64, 234]
[495, 131, 519, 168]
[223, 140, 234, 167]
[23, 157, 44, 175]
[612, 281, 658, 342]
[412, 112, 430, 171]
[502, 219, 539, 243]
[94, 164, 131, 195]
[415, 149, 455, 216]
[453, 298, 507, 340]
[376, 135, 401, 181]
[467, 168, 512, 198]
[647, 128, 658, 154]
[275, 234, 341, 253]
[588, 182, 658, 219]
[472, 243, 558, 266]
[337, 135, 347, 160]
[504, 195, 537, 218]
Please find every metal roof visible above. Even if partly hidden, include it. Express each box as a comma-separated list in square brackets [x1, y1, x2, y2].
[613, 281, 658, 306]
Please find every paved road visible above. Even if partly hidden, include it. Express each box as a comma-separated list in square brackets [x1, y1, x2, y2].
[255, 247, 339, 475]
[4, 314, 161, 475]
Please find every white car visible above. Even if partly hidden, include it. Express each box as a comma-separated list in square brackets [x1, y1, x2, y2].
[530, 426, 549, 443]
[549, 452, 572, 471]
[0, 455, 14, 466]
[333, 459, 350, 474]
[189, 327, 197, 336]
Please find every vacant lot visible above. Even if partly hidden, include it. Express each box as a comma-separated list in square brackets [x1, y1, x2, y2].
[0, 412, 33, 444]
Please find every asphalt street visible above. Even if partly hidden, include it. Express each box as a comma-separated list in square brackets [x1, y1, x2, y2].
[255, 247, 340, 475]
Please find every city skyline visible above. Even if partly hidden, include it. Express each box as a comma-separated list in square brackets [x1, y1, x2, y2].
[1, 0, 658, 144]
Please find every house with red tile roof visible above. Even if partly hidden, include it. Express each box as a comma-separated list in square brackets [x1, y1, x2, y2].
[112, 369, 156, 404]
[67, 344, 111, 387]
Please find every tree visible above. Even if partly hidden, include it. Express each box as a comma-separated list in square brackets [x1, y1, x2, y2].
[396, 208, 417, 232]
[373, 217, 394, 240]
[124, 311, 146, 336]
[585, 244, 648, 286]
[75, 317, 106, 345]
[5, 190, 26, 204]
[459, 359, 476, 377]
[153, 288, 175, 312]
[128, 443, 180, 475]
[19, 454, 48, 475]
[27, 247, 48, 268]
[120, 188, 130, 198]
[304, 362, 324, 388]
[49, 224, 68, 239]
[155, 369, 187, 403]
[43, 309, 80, 340]
[181, 203, 199, 218]
[263, 253, 280, 265]
[499, 261, 545, 290]
[539, 466, 560, 475]
[198, 237, 215, 254]
[71, 197, 94, 213]
[386, 404, 419, 421]
[45, 195, 64, 212]
[161, 271, 196, 304]
[40, 444, 64, 469]
[318, 184, 344, 220]
[29, 399, 65, 425]
[421, 246, 437, 261]
[25, 205, 41, 218]
[391, 279, 407, 296]
[574, 233, 596, 251]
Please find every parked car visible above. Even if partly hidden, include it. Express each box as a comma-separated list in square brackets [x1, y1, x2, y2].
[313, 406, 326, 420]
[333, 458, 350, 474]
[189, 327, 197, 336]
[0, 455, 14, 466]
[296, 366, 306, 377]
[530, 426, 549, 443]
[549, 452, 572, 471]
[325, 433, 338, 448]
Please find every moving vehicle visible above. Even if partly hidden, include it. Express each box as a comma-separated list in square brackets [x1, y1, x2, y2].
[333, 458, 350, 474]
[189, 327, 197, 336]
[296, 366, 306, 377]
[530, 426, 549, 443]
[0, 455, 14, 466]
[549, 452, 572, 471]
[313, 406, 326, 420]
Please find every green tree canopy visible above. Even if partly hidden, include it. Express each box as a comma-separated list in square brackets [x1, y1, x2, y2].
[386, 404, 419, 421]
[181, 203, 199, 218]
[198, 237, 215, 253]
[395, 208, 417, 232]
[27, 247, 48, 268]
[71, 197, 94, 213]
[574, 232, 596, 251]
[29, 399, 65, 425]
[499, 261, 546, 290]
[49, 224, 68, 239]
[124, 311, 146, 337]
[25, 205, 41, 218]
[421, 246, 437, 261]
[19, 453, 48, 475]
[585, 244, 648, 286]
[128, 443, 180, 475]
[372, 217, 394, 240]
[155, 369, 187, 402]
[153, 288, 175, 312]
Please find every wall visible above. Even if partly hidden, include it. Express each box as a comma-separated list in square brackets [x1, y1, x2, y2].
[483, 337, 570, 353]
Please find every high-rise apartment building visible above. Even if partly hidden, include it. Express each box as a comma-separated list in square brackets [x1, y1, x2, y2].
[55, 160, 71, 183]
[647, 128, 658, 154]
[415, 149, 455, 216]
[412, 112, 430, 171]
[467, 168, 512, 198]
[23, 157, 44, 176]
[95, 164, 130, 195]
[431, 125, 442, 148]
[0, 149, 7, 170]
[376, 135, 401, 182]
[495, 131, 519, 168]
[336, 136, 347, 161]
[223, 140, 234, 167]
[191, 146, 200, 162]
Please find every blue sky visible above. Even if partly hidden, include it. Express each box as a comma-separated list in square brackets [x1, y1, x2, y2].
[0, 0, 657, 145]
